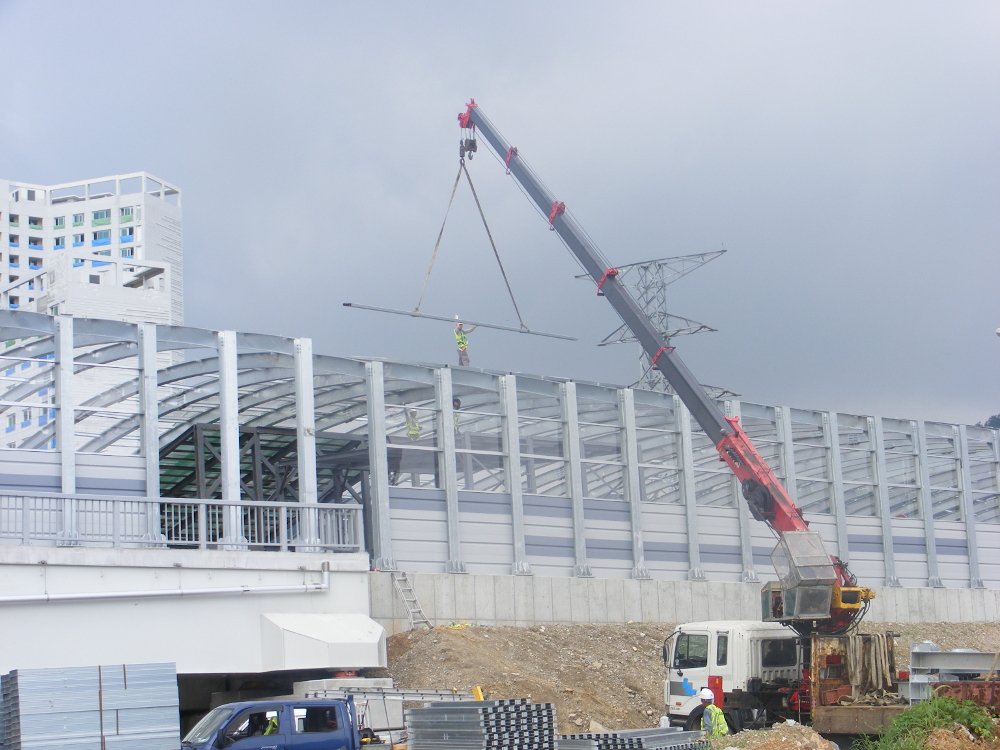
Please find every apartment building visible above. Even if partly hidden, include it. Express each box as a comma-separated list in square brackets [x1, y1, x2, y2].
[0, 172, 183, 452]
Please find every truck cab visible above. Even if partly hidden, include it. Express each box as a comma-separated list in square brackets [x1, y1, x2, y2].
[181, 698, 361, 750]
[664, 620, 802, 730]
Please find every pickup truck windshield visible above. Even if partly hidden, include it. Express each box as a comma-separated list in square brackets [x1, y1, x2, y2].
[672, 633, 708, 669]
[183, 706, 233, 744]
[761, 638, 798, 667]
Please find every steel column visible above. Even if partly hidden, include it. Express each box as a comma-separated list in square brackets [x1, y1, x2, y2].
[620, 389, 650, 579]
[957, 425, 985, 588]
[138, 323, 164, 544]
[500, 375, 531, 575]
[295, 338, 320, 549]
[217, 330, 246, 549]
[365, 361, 395, 570]
[436, 368, 466, 573]
[825, 412, 850, 564]
[914, 421, 943, 587]
[562, 382, 592, 578]
[776, 407, 799, 505]
[726, 401, 758, 582]
[54, 316, 77, 545]
[870, 416, 900, 586]
[675, 396, 705, 581]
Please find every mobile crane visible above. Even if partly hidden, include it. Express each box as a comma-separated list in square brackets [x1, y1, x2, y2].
[457, 100, 875, 636]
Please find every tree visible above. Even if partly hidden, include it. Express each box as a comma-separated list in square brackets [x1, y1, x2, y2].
[976, 414, 1000, 429]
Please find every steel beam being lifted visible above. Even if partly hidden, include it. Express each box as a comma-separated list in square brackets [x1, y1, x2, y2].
[342, 303, 577, 341]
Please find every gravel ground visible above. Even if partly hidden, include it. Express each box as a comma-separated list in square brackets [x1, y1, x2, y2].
[376, 622, 1000, 733]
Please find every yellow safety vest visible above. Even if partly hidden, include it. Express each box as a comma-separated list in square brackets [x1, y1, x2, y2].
[701, 703, 727, 739]
[406, 414, 421, 441]
[263, 716, 279, 736]
[455, 330, 468, 350]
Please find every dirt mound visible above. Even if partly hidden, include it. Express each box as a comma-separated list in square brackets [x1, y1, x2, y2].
[384, 623, 675, 731]
[857, 623, 1000, 669]
[710, 721, 835, 750]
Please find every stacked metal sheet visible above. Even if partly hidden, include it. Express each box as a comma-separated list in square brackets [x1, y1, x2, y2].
[558, 727, 705, 750]
[407, 698, 557, 750]
[0, 662, 179, 750]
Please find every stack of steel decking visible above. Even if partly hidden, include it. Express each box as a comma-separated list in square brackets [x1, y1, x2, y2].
[0, 663, 179, 749]
[406, 698, 557, 750]
[558, 727, 705, 750]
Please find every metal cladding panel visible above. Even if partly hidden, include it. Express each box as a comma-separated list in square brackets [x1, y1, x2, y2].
[583, 498, 633, 577]
[696, 506, 742, 580]
[892, 518, 930, 587]
[638, 502, 689, 577]
[845, 517, 886, 582]
[74, 454, 146, 496]
[523, 496, 575, 574]
[389, 488, 449, 572]
[0, 450, 61, 493]
[803, 514, 841, 559]
[459, 491, 514, 574]
[977, 527, 1000, 587]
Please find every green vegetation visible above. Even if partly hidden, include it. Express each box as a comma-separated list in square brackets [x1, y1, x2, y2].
[856, 696, 994, 750]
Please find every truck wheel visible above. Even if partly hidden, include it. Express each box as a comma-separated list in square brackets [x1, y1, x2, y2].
[724, 710, 741, 734]
[683, 706, 704, 732]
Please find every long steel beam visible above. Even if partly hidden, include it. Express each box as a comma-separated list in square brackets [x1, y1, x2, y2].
[342, 303, 577, 341]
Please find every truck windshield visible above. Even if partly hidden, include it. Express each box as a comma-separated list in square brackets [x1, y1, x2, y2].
[761, 638, 798, 667]
[182, 707, 233, 745]
[672, 633, 708, 669]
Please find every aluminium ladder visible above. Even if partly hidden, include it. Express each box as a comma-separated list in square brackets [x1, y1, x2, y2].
[391, 571, 432, 630]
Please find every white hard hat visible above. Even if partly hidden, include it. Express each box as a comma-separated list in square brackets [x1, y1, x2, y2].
[699, 688, 715, 701]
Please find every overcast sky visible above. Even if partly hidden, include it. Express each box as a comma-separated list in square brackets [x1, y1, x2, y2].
[0, 1, 997, 425]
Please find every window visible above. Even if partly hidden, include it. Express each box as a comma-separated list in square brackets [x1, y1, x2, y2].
[8, 235, 18, 247]
[7, 443, 14, 449]
[120, 247, 134, 258]
[48, 305, 58, 316]
[54, 216, 65, 229]
[28, 258, 42, 269]
[219, 707, 281, 744]
[20, 409, 30, 425]
[28, 217, 42, 229]
[6, 415, 14, 429]
[92, 230, 111, 246]
[26, 190, 35, 201]
[120, 227, 134, 241]
[293, 706, 340, 734]
[761, 639, 798, 668]
[92, 209, 111, 220]
[89, 275, 100, 284]
[8, 215, 17, 227]
[672, 633, 709, 670]
[9, 256, 19, 267]
[120, 206, 133, 221]
[717, 634, 728, 666]
[72, 234, 84, 246]
[54, 236, 65, 248]
[28, 237, 42, 248]
[72, 213, 84, 227]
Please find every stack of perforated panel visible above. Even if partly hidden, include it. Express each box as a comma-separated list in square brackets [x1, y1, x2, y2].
[0, 663, 179, 749]
[407, 698, 557, 750]
[558, 727, 705, 750]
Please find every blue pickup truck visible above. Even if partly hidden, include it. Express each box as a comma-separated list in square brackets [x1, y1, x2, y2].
[181, 698, 364, 750]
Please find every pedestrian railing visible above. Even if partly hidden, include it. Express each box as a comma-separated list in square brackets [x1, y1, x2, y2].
[0, 493, 364, 552]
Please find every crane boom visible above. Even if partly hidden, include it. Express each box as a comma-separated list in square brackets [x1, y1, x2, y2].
[458, 100, 873, 632]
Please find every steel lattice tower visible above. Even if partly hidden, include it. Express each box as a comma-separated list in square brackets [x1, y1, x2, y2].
[584, 250, 736, 397]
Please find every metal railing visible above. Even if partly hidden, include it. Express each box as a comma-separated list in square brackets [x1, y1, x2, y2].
[0, 493, 364, 552]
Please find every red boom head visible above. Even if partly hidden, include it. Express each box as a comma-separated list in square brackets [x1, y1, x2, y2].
[458, 99, 477, 128]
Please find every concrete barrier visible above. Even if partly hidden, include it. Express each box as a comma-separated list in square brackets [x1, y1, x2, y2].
[369, 572, 1000, 635]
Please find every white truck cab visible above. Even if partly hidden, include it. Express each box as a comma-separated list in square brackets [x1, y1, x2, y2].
[664, 620, 802, 729]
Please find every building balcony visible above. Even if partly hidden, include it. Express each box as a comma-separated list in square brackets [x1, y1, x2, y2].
[120, 216, 133, 223]
[9, 263, 19, 269]
[28, 265, 41, 270]
[8, 243, 18, 248]
[120, 236, 134, 243]
[92, 218, 111, 227]
[91, 238, 111, 247]
[72, 221, 83, 227]
[72, 242, 84, 248]
[8, 222, 18, 228]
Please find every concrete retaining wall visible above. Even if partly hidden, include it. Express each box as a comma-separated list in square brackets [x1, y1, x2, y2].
[369, 571, 1000, 635]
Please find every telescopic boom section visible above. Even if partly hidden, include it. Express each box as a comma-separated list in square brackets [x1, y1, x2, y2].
[459, 100, 808, 535]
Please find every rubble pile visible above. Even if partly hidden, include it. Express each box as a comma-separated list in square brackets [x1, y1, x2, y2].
[709, 722, 836, 750]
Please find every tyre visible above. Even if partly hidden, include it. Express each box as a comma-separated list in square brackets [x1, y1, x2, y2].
[683, 705, 704, 732]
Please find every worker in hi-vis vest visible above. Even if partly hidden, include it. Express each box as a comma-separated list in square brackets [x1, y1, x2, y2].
[405, 408, 421, 442]
[698, 688, 728, 738]
[455, 320, 477, 366]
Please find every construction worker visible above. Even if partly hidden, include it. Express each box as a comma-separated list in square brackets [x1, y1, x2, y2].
[405, 408, 422, 442]
[455, 320, 477, 366]
[698, 688, 728, 738]
[452, 397, 461, 433]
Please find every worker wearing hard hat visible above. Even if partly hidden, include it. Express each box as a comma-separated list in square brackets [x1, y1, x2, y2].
[699, 688, 729, 738]
[455, 321, 477, 366]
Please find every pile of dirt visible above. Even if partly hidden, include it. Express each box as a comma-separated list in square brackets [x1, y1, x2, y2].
[378, 622, 1000, 733]
[710, 721, 836, 750]
[384, 623, 675, 731]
